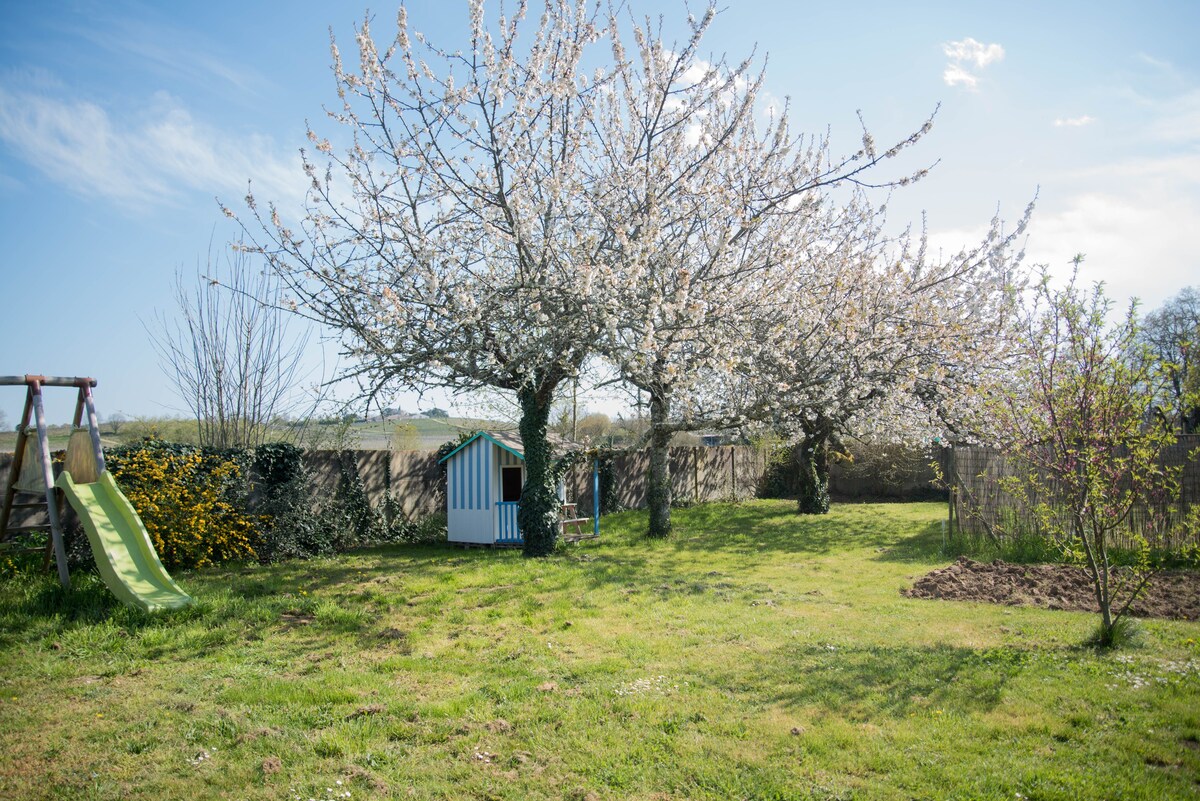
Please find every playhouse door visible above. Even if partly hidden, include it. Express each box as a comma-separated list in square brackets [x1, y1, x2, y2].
[496, 465, 523, 543]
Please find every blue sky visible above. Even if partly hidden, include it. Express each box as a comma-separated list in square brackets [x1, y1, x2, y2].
[2, 0, 1198, 425]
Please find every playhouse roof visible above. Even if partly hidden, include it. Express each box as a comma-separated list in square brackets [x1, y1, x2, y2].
[438, 430, 581, 464]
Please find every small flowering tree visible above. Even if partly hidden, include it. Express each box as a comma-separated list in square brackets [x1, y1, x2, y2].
[988, 264, 1199, 645]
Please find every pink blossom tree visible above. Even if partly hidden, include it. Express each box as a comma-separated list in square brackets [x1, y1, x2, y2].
[987, 263, 1199, 645]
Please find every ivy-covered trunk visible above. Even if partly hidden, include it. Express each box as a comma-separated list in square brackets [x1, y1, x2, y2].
[795, 422, 832, 515]
[517, 384, 561, 557]
[646, 391, 672, 538]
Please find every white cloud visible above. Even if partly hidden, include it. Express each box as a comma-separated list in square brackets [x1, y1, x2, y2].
[942, 65, 979, 89]
[0, 85, 305, 212]
[1022, 186, 1199, 309]
[941, 37, 1004, 90]
[759, 89, 784, 120]
[943, 38, 1005, 69]
[1053, 115, 1095, 127]
[681, 59, 711, 86]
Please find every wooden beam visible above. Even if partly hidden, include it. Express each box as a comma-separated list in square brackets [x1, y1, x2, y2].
[0, 387, 35, 541]
[0, 375, 96, 388]
[82, 384, 107, 475]
[29, 380, 70, 588]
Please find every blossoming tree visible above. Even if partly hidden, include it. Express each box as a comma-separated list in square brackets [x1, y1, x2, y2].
[584, 8, 938, 537]
[763, 211, 1032, 513]
[986, 265, 1199, 645]
[238, 1, 612, 556]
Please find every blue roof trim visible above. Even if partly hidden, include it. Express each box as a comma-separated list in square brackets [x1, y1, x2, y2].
[438, 431, 525, 464]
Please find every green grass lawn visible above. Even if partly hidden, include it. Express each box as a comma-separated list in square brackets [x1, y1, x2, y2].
[1, 501, 1198, 800]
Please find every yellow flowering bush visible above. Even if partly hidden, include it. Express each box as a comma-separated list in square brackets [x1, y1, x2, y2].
[106, 442, 259, 570]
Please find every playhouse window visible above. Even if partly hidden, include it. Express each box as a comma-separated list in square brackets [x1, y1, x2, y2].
[501, 466, 523, 502]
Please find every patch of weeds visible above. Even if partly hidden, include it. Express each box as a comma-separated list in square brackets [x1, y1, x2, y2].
[1089, 616, 1146, 650]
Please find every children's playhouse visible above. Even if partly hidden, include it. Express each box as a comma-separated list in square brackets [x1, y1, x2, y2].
[439, 431, 599, 546]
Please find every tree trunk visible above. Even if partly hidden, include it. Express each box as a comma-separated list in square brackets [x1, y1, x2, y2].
[795, 424, 831, 515]
[1077, 511, 1117, 645]
[517, 385, 560, 557]
[646, 391, 672, 538]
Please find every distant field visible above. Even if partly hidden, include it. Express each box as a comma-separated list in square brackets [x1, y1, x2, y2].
[340, 417, 510, 451]
[0, 417, 508, 455]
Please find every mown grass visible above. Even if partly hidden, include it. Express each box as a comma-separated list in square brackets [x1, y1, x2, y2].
[1, 500, 1198, 800]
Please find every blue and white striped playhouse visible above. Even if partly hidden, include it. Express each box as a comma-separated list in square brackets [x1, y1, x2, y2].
[439, 431, 599, 546]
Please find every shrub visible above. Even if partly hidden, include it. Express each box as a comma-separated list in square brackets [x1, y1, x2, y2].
[758, 445, 797, 499]
[333, 450, 380, 544]
[251, 443, 340, 562]
[595, 450, 622, 514]
[106, 441, 258, 570]
[404, 512, 447, 545]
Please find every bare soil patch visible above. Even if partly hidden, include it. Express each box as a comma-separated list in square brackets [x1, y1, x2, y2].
[903, 556, 1200, 621]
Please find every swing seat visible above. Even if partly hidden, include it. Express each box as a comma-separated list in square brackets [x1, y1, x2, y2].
[13, 431, 44, 493]
[63, 428, 100, 485]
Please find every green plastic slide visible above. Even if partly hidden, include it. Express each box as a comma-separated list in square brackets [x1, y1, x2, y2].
[55, 470, 193, 612]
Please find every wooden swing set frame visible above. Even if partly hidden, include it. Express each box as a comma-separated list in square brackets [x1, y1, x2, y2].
[0, 375, 107, 588]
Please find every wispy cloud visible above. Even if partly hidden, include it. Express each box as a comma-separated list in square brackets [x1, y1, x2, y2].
[0, 84, 305, 212]
[1054, 115, 1095, 127]
[65, 15, 269, 98]
[942, 37, 1005, 91]
[1146, 89, 1200, 143]
[927, 153, 1200, 309]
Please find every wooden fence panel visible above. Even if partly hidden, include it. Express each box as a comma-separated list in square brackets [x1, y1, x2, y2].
[2, 443, 776, 538]
[301, 450, 443, 519]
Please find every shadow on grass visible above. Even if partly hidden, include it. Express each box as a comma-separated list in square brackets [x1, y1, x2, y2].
[874, 520, 954, 565]
[595, 500, 949, 560]
[0, 501, 951, 656]
[748, 641, 1035, 719]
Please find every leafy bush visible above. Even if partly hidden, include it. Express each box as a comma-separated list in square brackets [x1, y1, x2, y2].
[251, 443, 341, 562]
[333, 450, 380, 544]
[106, 441, 258, 570]
[375, 457, 416, 543]
[403, 512, 447, 545]
[595, 450, 622, 514]
[758, 445, 797, 498]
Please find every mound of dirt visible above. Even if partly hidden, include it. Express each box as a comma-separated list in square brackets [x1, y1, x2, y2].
[903, 556, 1200, 621]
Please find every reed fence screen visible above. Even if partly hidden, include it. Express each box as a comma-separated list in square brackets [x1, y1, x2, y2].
[941, 437, 1200, 553]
